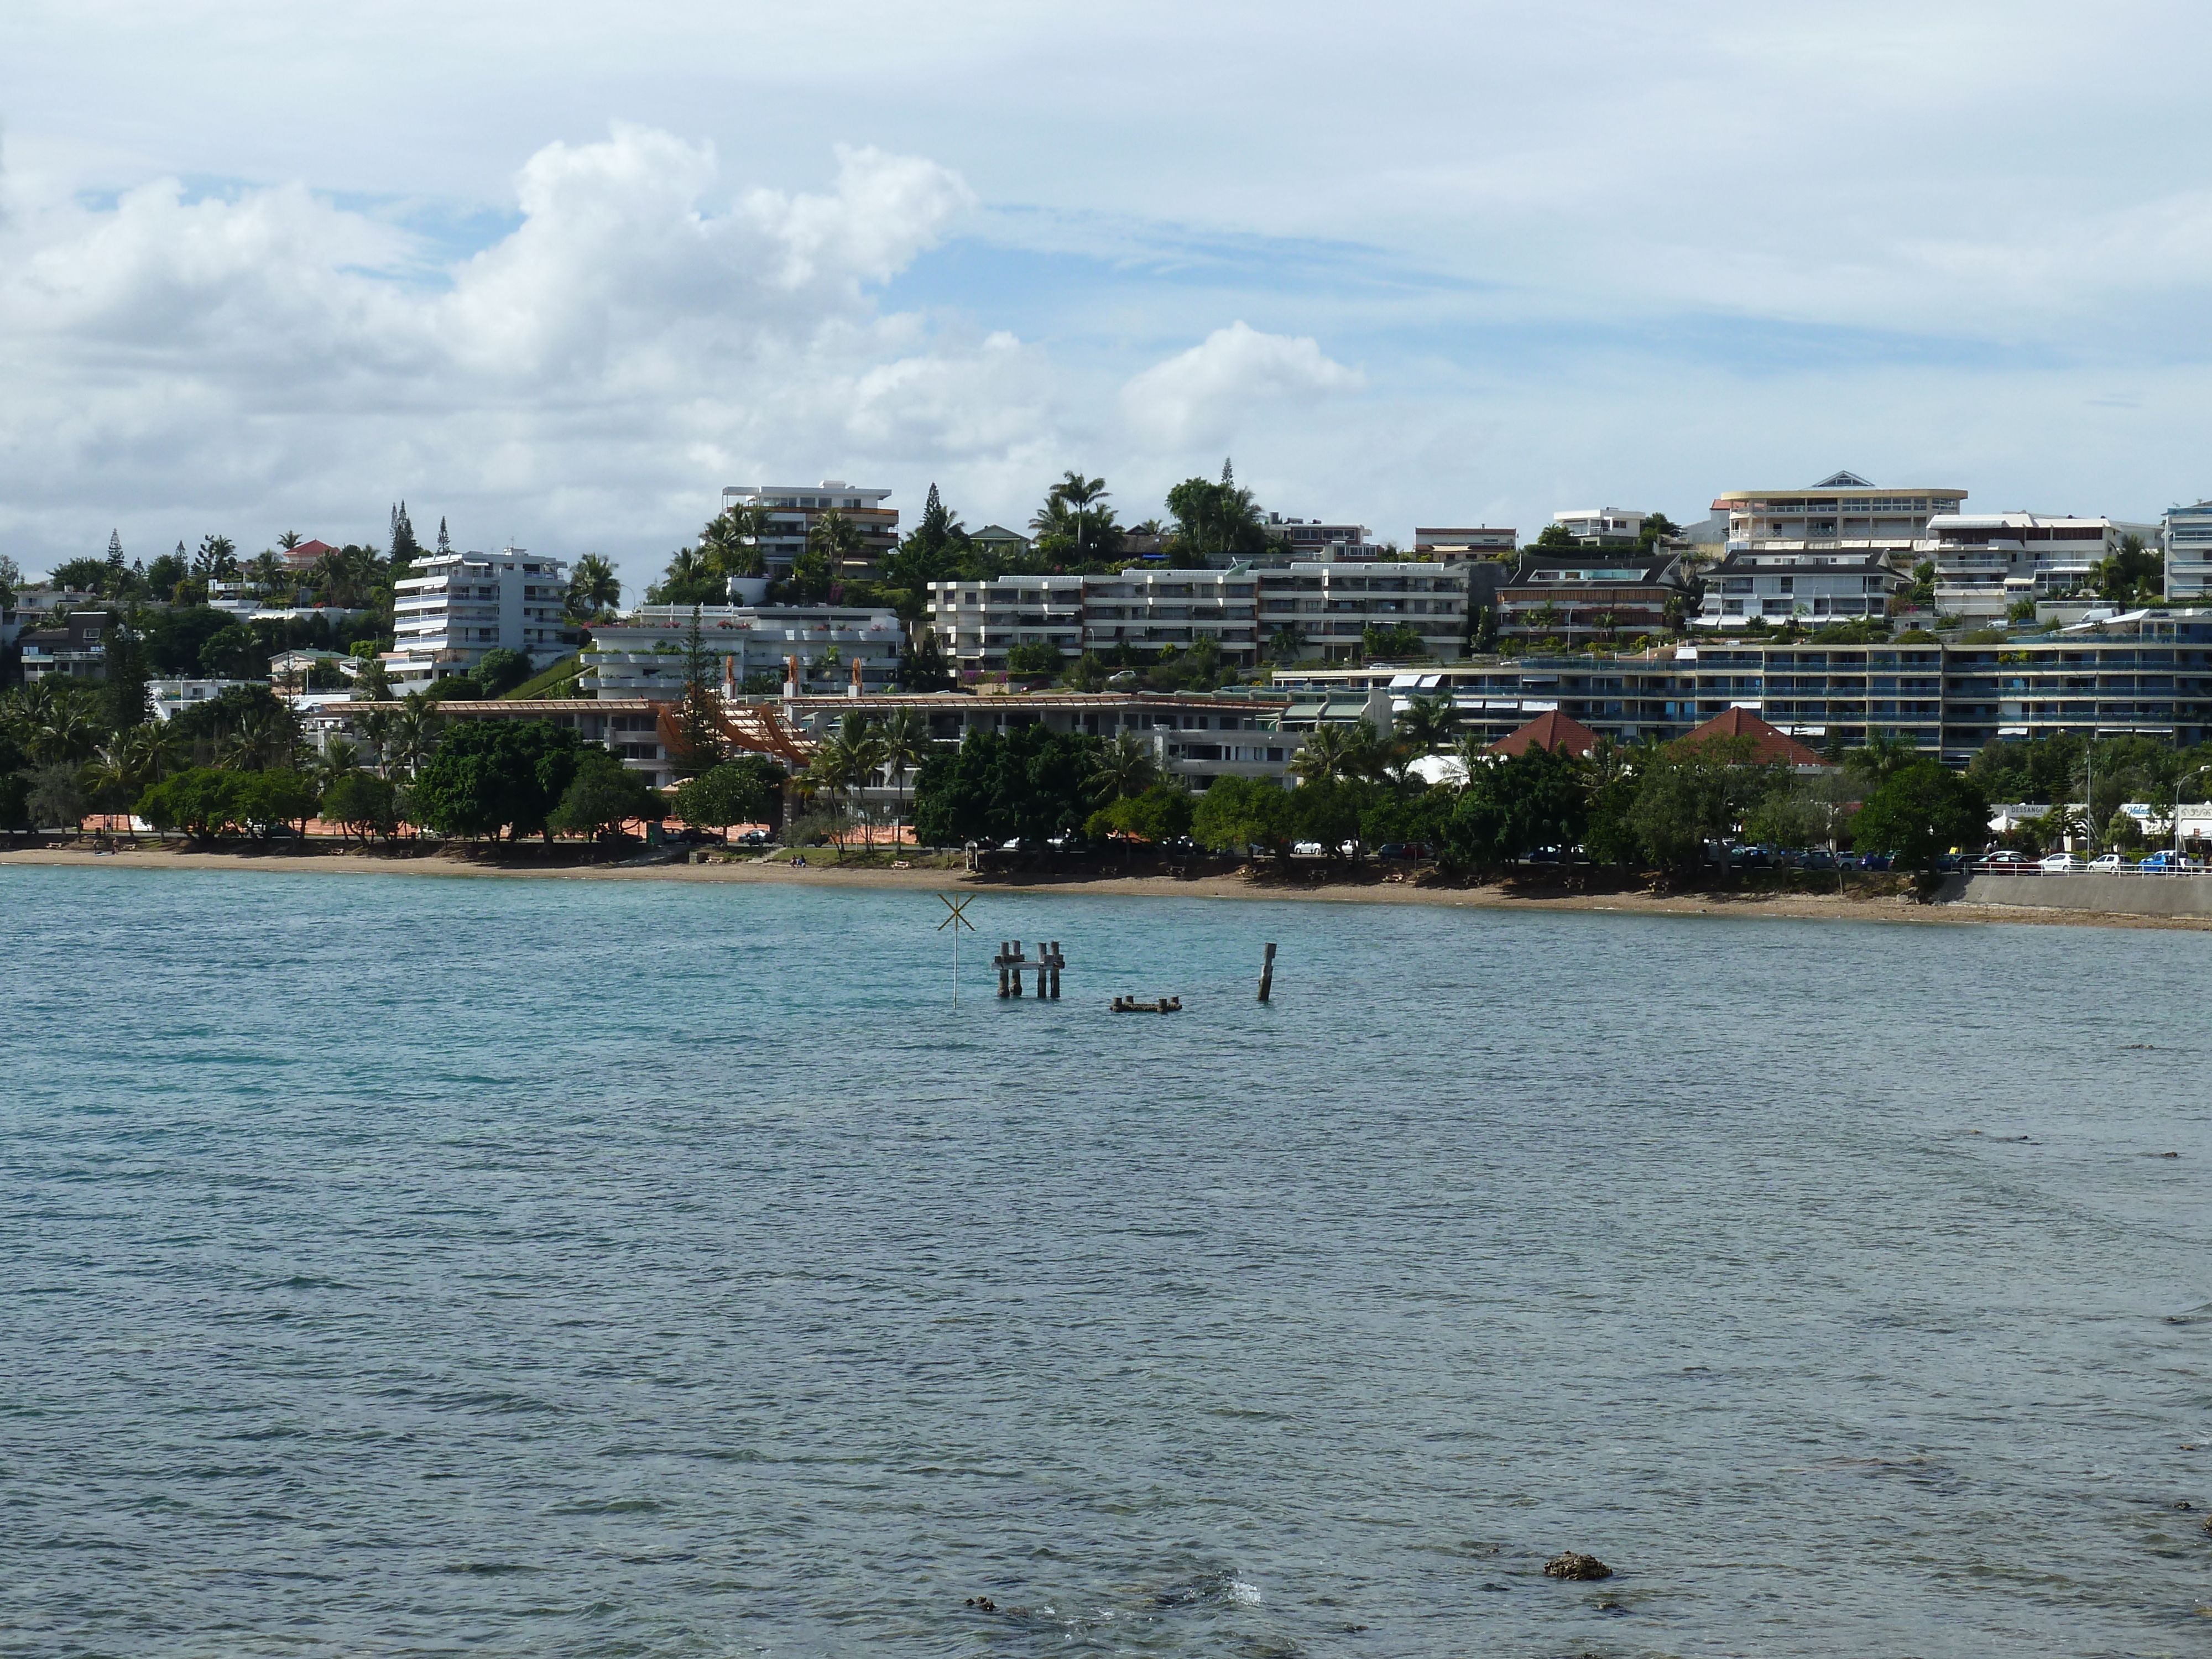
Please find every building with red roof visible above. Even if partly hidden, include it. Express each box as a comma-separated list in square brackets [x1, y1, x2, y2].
[1683, 706, 1828, 768]
[280, 539, 336, 571]
[1486, 708, 1601, 758]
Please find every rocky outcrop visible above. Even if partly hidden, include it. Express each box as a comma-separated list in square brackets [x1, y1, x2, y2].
[1543, 1552, 1613, 1580]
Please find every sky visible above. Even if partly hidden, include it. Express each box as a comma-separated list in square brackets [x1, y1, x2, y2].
[3, 0, 2210, 593]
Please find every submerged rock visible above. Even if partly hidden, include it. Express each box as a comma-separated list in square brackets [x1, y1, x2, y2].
[1543, 1552, 1613, 1581]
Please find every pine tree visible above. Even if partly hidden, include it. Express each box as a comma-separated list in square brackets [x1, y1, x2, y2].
[389, 502, 422, 564]
[672, 606, 726, 778]
[437, 516, 451, 554]
[105, 530, 124, 577]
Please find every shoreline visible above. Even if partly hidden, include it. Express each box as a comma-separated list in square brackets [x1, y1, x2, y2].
[6, 843, 2209, 930]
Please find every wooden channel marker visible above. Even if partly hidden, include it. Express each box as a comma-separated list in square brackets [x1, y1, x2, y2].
[992, 941, 1065, 1000]
[1258, 942, 1276, 1003]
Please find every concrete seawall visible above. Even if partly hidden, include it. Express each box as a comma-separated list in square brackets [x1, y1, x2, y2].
[1947, 872, 2212, 918]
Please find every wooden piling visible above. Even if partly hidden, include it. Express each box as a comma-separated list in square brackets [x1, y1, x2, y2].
[1258, 941, 1276, 1003]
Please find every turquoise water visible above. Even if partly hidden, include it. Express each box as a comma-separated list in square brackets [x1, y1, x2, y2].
[6, 865, 2212, 1657]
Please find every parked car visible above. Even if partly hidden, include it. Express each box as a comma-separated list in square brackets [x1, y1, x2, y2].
[1858, 851, 1894, 870]
[1975, 852, 2037, 873]
[2088, 852, 2127, 872]
[738, 830, 770, 846]
[1292, 840, 1324, 856]
[2039, 852, 2086, 873]
[669, 826, 719, 844]
[2140, 850, 2204, 872]
[1727, 844, 1772, 869]
[1801, 849, 1838, 870]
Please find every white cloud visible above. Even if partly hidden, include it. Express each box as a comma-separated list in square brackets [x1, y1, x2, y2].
[1119, 322, 1361, 452]
[0, 126, 1029, 584]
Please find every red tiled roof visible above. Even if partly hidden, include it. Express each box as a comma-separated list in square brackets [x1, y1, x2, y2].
[1487, 709, 1600, 757]
[1683, 706, 1827, 767]
[280, 539, 337, 566]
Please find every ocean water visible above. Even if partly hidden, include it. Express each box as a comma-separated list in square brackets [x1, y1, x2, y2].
[6, 866, 2212, 1658]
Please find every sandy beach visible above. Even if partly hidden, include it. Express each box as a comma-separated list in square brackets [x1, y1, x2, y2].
[6, 841, 2207, 930]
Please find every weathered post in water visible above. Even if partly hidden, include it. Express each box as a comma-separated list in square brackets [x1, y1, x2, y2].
[1047, 941, 1062, 999]
[1258, 942, 1276, 1003]
[997, 941, 1011, 999]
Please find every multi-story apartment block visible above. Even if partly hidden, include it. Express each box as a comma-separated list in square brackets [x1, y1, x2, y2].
[1255, 562, 1467, 661]
[927, 569, 1264, 670]
[1696, 549, 1901, 629]
[1413, 527, 1517, 559]
[1251, 514, 1374, 564]
[1495, 553, 1691, 645]
[1086, 568, 1261, 660]
[19, 611, 111, 685]
[1924, 514, 2126, 618]
[385, 548, 579, 692]
[1552, 508, 1652, 545]
[1273, 610, 2212, 760]
[306, 699, 679, 785]
[925, 561, 1466, 670]
[2164, 502, 2212, 602]
[1711, 471, 1968, 557]
[583, 604, 904, 699]
[719, 482, 897, 579]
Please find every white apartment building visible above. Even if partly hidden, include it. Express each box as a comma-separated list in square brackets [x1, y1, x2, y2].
[1256, 562, 1468, 662]
[1711, 471, 1968, 556]
[148, 679, 259, 720]
[583, 604, 904, 699]
[1252, 514, 1374, 564]
[719, 482, 896, 578]
[1695, 549, 1901, 629]
[386, 548, 577, 692]
[926, 570, 1260, 670]
[1922, 514, 2127, 619]
[926, 561, 1467, 670]
[1552, 508, 1652, 545]
[2166, 502, 2212, 602]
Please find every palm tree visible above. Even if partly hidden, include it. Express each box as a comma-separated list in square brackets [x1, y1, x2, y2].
[387, 691, 444, 778]
[29, 698, 102, 766]
[225, 707, 298, 771]
[1395, 693, 1458, 760]
[878, 707, 931, 831]
[312, 737, 364, 797]
[247, 549, 288, 598]
[1446, 732, 1493, 790]
[567, 554, 622, 619]
[698, 508, 765, 581]
[1088, 731, 1160, 805]
[808, 510, 868, 582]
[1290, 721, 1358, 785]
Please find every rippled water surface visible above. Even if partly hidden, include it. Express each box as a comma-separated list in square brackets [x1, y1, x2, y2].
[7, 865, 2212, 1657]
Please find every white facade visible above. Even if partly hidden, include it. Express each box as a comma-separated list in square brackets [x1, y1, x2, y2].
[1696, 550, 1900, 628]
[148, 679, 260, 720]
[1255, 562, 1468, 662]
[2166, 502, 2212, 602]
[583, 604, 904, 699]
[1253, 514, 1374, 562]
[1923, 513, 2126, 618]
[925, 561, 1466, 670]
[1553, 508, 1651, 545]
[386, 548, 577, 692]
[1713, 472, 1967, 559]
[718, 481, 896, 577]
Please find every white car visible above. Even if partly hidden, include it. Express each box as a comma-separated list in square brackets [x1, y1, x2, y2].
[1292, 841, 1324, 856]
[2040, 853, 2086, 873]
[2088, 852, 2126, 872]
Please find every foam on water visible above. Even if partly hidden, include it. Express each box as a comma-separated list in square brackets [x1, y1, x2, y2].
[6, 865, 2212, 1657]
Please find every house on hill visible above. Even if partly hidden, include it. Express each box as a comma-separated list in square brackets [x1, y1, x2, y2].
[1683, 706, 1828, 769]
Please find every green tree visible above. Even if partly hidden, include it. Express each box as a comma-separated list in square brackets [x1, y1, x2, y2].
[899, 627, 954, 691]
[669, 608, 726, 779]
[199, 623, 268, 680]
[27, 763, 89, 832]
[1394, 693, 1457, 759]
[877, 707, 932, 827]
[101, 626, 153, 732]
[1443, 743, 1589, 868]
[671, 755, 786, 838]
[1164, 460, 1268, 565]
[1088, 781, 1192, 844]
[1191, 774, 1297, 858]
[566, 552, 623, 619]
[1006, 640, 1063, 677]
[1851, 759, 1991, 871]
[885, 483, 971, 591]
[319, 771, 403, 841]
[474, 648, 534, 698]
[1624, 735, 1775, 873]
[911, 726, 1099, 846]
[136, 766, 244, 839]
[1088, 731, 1161, 805]
[192, 534, 240, 580]
[411, 719, 586, 841]
[550, 749, 664, 839]
[234, 768, 318, 838]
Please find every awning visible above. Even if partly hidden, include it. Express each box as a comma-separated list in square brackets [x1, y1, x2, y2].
[1387, 672, 1421, 688]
